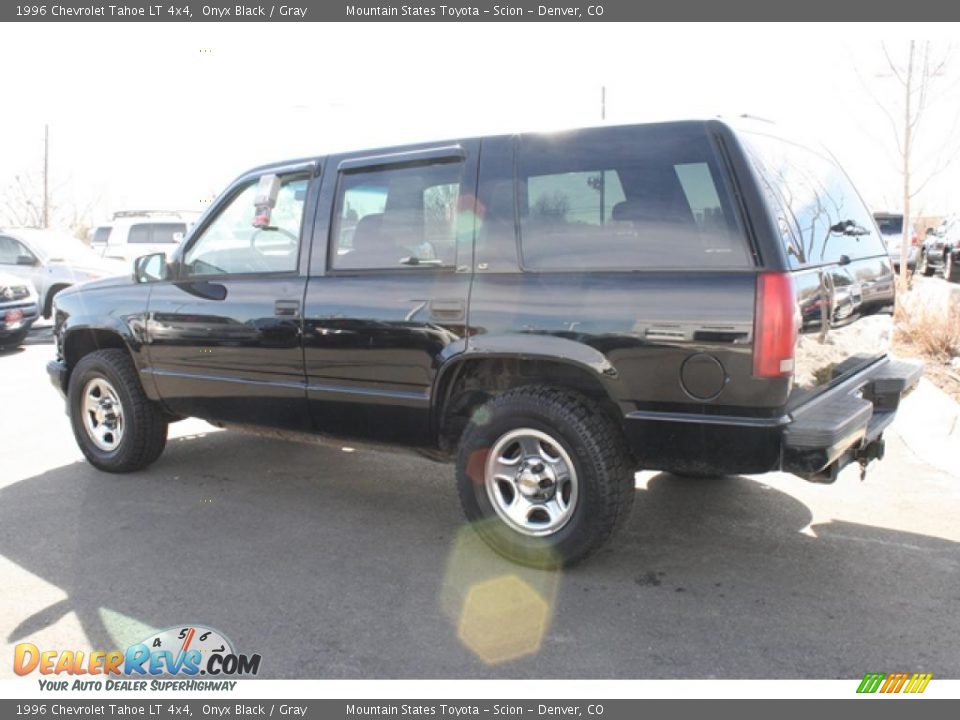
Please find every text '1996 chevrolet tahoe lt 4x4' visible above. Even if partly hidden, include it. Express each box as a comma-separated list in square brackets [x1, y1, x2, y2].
[48, 119, 922, 567]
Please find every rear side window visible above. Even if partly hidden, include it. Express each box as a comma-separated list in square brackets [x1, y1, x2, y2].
[332, 160, 466, 270]
[128, 222, 186, 244]
[743, 132, 887, 268]
[516, 125, 751, 271]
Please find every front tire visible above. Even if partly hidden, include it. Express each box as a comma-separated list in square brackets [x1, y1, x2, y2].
[68, 349, 168, 472]
[456, 386, 634, 568]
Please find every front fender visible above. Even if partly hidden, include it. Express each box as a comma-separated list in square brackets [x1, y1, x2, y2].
[53, 282, 156, 397]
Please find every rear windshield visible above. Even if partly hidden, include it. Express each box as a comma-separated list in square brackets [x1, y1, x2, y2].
[515, 124, 752, 271]
[91, 226, 112, 246]
[874, 215, 903, 235]
[743, 132, 887, 269]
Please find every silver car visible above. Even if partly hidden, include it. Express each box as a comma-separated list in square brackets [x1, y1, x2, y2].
[0, 270, 40, 348]
[873, 212, 918, 272]
[0, 228, 126, 318]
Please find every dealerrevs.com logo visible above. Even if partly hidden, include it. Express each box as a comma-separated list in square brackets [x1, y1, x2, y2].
[14, 625, 261, 691]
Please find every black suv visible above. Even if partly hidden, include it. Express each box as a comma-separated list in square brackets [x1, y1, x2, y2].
[47, 119, 921, 567]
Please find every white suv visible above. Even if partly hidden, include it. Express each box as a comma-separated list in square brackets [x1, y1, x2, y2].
[91, 211, 199, 263]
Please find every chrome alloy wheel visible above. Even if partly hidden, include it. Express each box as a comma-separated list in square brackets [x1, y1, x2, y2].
[81, 377, 125, 452]
[484, 428, 579, 537]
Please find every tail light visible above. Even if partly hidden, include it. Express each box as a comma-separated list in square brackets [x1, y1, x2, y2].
[911, 233, 919, 246]
[753, 272, 797, 379]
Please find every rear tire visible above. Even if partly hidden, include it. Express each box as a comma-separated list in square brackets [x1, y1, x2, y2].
[946, 253, 960, 284]
[68, 349, 168, 472]
[456, 386, 634, 568]
[920, 251, 934, 276]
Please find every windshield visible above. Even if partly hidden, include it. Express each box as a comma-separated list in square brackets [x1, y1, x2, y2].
[16, 229, 102, 263]
[874, 215, 903, 235]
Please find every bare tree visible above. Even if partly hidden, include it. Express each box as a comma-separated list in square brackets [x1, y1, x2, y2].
[0, 125, 100, 240]
[2, 172, 99, 240]
[2, 172, 47, 227]
[868, 41, 959, 287]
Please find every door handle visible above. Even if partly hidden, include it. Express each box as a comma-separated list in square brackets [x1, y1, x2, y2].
[275, 299, 301, 317]
[428, 299, 465, 320]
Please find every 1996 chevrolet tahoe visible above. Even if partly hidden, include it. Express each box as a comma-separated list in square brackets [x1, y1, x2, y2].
[47, 119, 921, 566]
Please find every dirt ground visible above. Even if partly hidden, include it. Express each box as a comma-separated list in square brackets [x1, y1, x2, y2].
[893, 336, 960, 404]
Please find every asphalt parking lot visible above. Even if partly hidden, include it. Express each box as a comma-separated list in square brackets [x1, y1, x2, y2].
[2, 323, 959, 679]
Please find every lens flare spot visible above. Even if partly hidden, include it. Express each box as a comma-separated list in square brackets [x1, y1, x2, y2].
[457, 575, 550, 665]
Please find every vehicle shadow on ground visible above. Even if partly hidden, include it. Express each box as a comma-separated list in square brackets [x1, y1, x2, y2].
[22, 325, 54, 346]
[1, 430, 957, 679]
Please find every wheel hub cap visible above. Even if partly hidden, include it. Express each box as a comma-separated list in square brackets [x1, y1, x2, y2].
[516, 458, 557, 499]
[484, 428, 578, 537]
[81, 377, 124, 452]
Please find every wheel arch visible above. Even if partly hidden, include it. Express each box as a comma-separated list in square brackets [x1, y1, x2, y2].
[60, 323, 157, 399]
[43, 283, 72, 318]
[432, 337, 628, 453]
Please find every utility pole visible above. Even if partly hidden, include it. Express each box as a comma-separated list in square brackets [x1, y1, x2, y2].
[43, 124, 49, 229]
[601, 85, 606, 121]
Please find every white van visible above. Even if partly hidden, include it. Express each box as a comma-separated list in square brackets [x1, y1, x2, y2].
[91, 211, 200, 263]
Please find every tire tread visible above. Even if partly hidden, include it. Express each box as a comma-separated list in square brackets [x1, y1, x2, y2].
[456, 384, 634, 567]
[69, 349, 167, 473]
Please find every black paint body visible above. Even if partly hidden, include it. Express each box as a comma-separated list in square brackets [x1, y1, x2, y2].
[49, 120, 912, 478]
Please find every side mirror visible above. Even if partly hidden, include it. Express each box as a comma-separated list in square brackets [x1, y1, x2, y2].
[133, 253, 169, 283]
[253, 173, 281, 228]
[16, 254, 36, 266]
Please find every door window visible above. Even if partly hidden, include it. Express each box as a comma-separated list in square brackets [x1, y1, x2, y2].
[182, 174, 309, 277]
[0, 236, 35, 265]
[331, 160, 465, 270]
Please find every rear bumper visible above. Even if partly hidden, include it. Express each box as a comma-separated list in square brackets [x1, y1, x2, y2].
[782, 358, 922, 479]
[622, 356, 923, 481]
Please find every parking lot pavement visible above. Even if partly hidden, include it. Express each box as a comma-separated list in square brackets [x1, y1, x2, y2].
[2, 330, 959, 680]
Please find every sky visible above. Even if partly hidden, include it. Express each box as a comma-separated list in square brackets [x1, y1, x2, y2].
[2, 22, 959, 230]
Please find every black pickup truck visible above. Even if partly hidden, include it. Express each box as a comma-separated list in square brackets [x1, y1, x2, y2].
[47, 119, 921, 567]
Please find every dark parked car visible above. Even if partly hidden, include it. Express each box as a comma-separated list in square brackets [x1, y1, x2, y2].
[919, 214, 960, 282]
[47, 119, 921, 567]
[0, 270, 40, 349]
